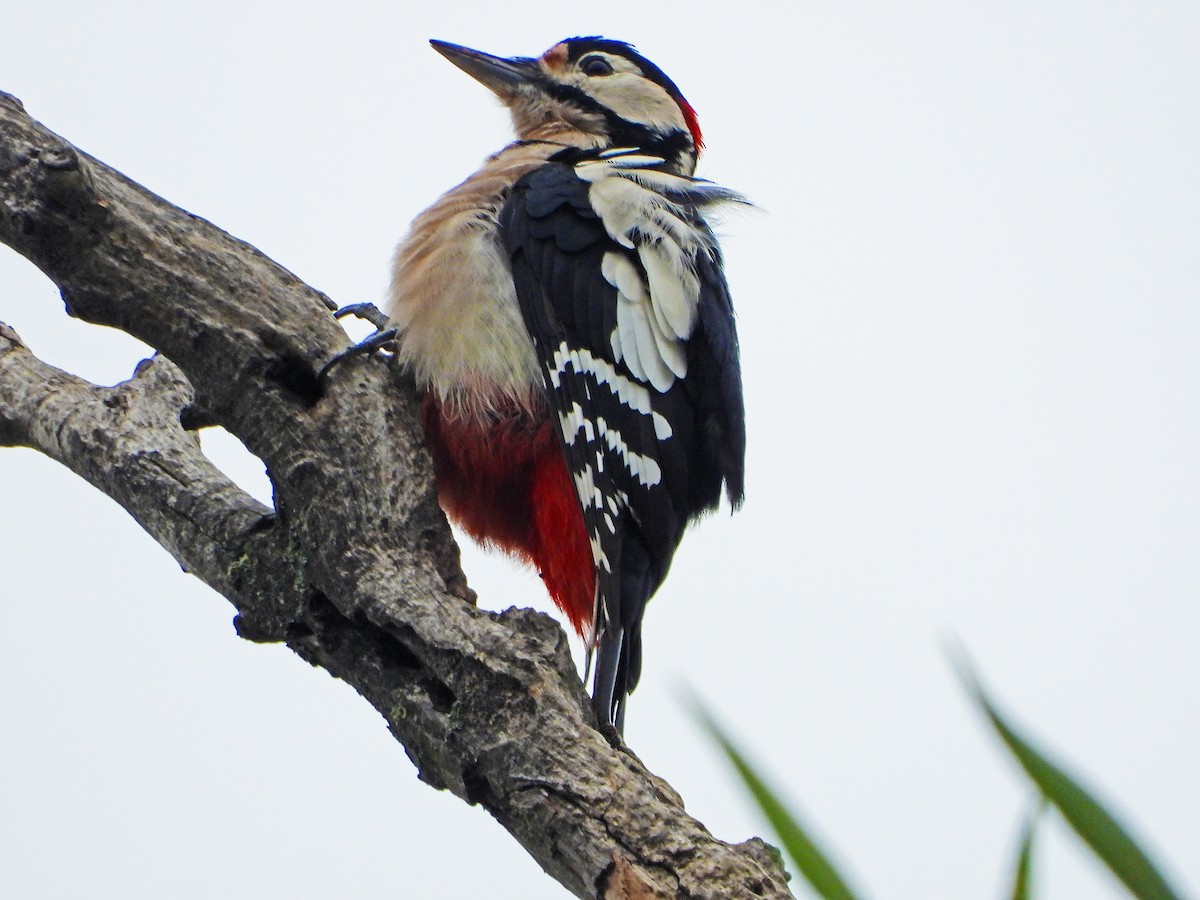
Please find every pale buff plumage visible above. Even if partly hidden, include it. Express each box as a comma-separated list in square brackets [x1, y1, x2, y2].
[389, 132, 601, 421]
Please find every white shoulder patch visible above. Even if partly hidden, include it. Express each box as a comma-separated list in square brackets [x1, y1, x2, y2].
[578, 150, 742, 393]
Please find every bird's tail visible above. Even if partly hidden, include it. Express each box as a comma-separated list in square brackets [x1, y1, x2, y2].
[591, 538, 652, 733]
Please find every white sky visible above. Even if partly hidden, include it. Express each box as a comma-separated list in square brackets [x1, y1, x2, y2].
[2, 2, 1198, 897]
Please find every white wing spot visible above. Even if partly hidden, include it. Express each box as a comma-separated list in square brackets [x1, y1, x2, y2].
[552, 340, 674, 441]
[559, 402, 596, 445]
[574, 463, 598, 508]
[596, 417, 662, 487]
[653, 412, 673, 440]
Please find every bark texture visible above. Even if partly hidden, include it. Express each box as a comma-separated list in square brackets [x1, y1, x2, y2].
[0, 92, 791, 898]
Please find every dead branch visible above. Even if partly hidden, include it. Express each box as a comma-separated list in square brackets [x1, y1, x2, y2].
[0, 91, 790, 899]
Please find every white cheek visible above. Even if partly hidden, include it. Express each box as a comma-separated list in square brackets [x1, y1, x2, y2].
[587, 77, 685, 132]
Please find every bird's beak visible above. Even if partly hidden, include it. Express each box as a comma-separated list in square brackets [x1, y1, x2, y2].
[430, 40, 541, 99]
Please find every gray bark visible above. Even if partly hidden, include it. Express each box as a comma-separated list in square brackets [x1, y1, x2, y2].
[0, 91, 791, 899]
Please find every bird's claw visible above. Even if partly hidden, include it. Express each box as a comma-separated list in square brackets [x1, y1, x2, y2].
[333, 302, 394, 331]
[319, 303, 399, 385]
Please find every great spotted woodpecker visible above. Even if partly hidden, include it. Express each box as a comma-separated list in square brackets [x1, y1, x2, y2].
[388, 37, 745, 731]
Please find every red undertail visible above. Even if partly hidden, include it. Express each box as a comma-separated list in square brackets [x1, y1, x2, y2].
[420, 394, 596, 636]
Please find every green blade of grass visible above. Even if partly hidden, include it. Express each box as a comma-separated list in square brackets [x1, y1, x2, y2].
[959, 662, 1182, 900]
[693, 702, 861, 900]
[1009, 799, 1045, 900]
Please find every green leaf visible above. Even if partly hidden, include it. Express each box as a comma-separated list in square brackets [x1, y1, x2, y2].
[1009, 799, 1045, 900]
[960, 663, 1182, 900]
[692, 701, 862, 900]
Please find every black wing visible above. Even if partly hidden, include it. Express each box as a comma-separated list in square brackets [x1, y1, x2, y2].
[500, 151, 745, 729]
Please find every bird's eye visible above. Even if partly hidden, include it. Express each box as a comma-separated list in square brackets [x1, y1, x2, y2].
[580, 55, 614, 77]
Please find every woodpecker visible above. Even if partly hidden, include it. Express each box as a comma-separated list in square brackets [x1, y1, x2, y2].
[389, 37, 745, 731]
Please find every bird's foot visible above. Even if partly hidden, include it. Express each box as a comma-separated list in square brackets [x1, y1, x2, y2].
[319, 303, 399, 384]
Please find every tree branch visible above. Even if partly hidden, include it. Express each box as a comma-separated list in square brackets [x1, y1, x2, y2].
[0, 91, 791, 898]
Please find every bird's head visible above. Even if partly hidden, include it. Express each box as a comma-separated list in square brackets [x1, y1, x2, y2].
[431, 37, 703, 173]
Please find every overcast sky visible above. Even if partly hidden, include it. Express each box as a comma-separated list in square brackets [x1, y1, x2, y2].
[3, 2, 1198, 897]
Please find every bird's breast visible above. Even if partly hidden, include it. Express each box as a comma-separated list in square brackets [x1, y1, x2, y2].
[388, 144, 565, 420]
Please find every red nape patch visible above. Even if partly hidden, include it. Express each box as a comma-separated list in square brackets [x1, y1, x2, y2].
[679, 99, 704, 154]
[421, 395, 597, 636]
